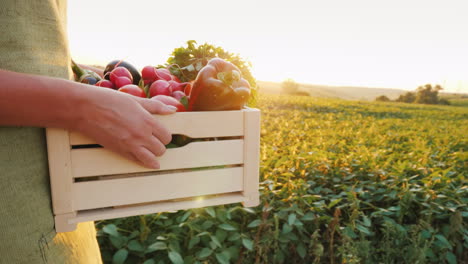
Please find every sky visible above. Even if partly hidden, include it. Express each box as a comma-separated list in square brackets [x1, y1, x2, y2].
[68, 0, 468, 93]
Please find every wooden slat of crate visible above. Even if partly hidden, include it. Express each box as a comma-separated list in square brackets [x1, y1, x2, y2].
[69, 110, 244, 145]
[71, 193, 245, 223]
[71, 139, 244, 178]
[242, 108, 261, 207]
[72, 167, 244, 211]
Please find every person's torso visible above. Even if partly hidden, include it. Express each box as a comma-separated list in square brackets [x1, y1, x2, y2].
[0, 1, 102, 263]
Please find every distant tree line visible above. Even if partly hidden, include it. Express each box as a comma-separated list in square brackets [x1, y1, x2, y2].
[376, 84, 450, 105]
[281, 78, 310, 96]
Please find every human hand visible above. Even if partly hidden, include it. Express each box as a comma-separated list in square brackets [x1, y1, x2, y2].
[74, 86, 176, 169]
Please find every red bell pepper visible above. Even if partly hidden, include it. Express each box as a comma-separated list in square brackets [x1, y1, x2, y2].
[187, 58, 251, 111]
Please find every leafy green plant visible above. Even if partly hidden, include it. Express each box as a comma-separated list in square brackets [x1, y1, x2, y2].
[163, 40, 258, 107]
[96, 94, 468, 263]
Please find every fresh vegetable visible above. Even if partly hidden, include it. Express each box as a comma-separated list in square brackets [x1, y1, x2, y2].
[149, 80, 172, 97]
[113, 76, 132, 89]
[141, 66, 158, 85]
[167, 80, 188, 93]
[184, 82, 193, 95]
[80, 76, 99, 85]
[71, 60, 102, 84]
[95, 79, 114, 89]
[73, 54, 253, 112]
[151, 95, 186, 112]
[110, 67, 133, 89]
[187, 58, 251, 111]
[165, 41, 257, 107]
[118, 84, 146, 97]
[155, 68, 174, 81]
[110, 67, 133, 83]
[104, 60, 141, 85]
[171, 90, 186, 101]
[142, 66, 175, 85]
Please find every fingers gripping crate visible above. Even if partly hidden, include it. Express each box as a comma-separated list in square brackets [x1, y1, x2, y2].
[46, 108, 260, 232]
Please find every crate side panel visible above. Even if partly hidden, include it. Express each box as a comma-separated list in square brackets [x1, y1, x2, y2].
[70, 111, 244, 145]
[73, 167, 244, 210]
[71, 139, 244, 178]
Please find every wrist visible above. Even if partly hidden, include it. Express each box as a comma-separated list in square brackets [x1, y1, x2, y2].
[65, 81, 89, 132]
[68, 82, 123, 134]
[66, 81, 108, 133]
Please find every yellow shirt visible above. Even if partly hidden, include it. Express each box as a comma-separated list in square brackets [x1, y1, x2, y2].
[0, 0, 102, 263]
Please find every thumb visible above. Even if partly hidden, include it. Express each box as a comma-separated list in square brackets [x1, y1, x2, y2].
[138, 98, 177, 115]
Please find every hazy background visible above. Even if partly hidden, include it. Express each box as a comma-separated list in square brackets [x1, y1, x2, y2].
[68, 0, 468, 93]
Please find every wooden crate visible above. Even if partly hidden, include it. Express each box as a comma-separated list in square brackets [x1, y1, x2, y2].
[46, 108, 260, 232]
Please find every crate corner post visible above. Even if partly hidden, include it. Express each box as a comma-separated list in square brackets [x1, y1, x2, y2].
[46, 128, 76, 232]
[54, 212, 78, 233]
[242, 108, 261, 207]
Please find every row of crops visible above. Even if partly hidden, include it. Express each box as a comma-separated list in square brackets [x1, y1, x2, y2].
[96, 94, 467, 263]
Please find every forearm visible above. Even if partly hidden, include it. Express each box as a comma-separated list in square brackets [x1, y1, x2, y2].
[0, 69, 92, 130]
[0, 69, 177, 168]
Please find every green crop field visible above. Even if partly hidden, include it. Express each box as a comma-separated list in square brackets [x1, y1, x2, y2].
[448, 99, 468, 108]
[96, 94, 468, 264]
